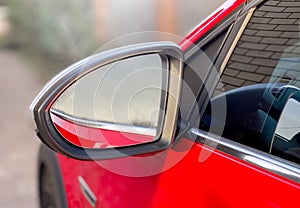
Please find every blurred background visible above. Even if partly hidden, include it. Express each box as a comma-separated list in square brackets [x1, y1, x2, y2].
[0, 0, 224, 207]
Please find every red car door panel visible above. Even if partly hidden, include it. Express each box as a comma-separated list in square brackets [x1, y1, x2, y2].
[54, 0, 300, 207]
[58, 135, 299, 207]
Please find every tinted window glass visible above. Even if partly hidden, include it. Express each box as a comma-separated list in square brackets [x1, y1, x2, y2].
[201, 0, 300, 164]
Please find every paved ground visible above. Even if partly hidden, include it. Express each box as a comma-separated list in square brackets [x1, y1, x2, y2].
[0, 49, 41, 207]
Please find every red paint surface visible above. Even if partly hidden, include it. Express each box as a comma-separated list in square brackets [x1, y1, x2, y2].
[58, 138, 300, 207]
[51, 112, 154, 148]
[54, 0, 300, 207]
[179, 0, 246, 51]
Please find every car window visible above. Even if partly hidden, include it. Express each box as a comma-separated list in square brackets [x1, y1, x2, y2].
[200, 0, 300, 164]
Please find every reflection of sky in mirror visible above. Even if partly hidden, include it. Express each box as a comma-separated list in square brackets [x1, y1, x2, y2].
[52, 54, 165, 136]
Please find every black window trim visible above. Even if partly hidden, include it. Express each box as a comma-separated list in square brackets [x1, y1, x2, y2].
[182, 8, 245, 127]
[184, 6, 253, 127]
[184, 5, 243, 61]
[216, 6, 256, 75]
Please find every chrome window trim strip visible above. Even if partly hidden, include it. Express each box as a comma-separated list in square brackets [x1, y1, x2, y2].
[78, 176, 97, 208]
[220, 7, 255, 74]
[191, 128, 300, 183]
[50, 109, 157, 136]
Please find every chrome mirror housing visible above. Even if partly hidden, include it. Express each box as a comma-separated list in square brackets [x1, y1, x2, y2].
[31, 42, 184, 160]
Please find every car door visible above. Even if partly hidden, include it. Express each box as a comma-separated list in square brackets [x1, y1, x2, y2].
[52, 0, 300, 207]
[174, 0, 300, 206]
[149, 0, 300, 207]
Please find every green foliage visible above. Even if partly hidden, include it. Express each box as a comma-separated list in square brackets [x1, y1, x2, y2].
[7, 0, 98, 65]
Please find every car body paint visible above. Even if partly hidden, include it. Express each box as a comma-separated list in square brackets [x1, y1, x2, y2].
[179, 0, 246, 51]
[57, 137, 299, 207]
[53, 0, 300, 207]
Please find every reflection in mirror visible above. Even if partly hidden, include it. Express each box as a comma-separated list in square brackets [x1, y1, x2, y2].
[50, 54, 168, 148]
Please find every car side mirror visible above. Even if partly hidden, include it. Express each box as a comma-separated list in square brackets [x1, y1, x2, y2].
[31, 42, 183, 160]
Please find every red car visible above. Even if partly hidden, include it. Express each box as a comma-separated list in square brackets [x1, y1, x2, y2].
[32, 0, 300, 207]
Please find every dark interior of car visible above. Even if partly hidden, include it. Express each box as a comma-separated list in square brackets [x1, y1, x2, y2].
[200, 83, 300, 164]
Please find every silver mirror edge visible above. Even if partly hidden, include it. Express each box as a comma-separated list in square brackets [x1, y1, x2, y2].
[50, 109, 157, 136]
[30, 41, 183, 113]
[31, 41, 184, 160]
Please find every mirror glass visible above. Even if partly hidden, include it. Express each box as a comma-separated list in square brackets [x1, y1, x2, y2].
[50, 54, 168, 148]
